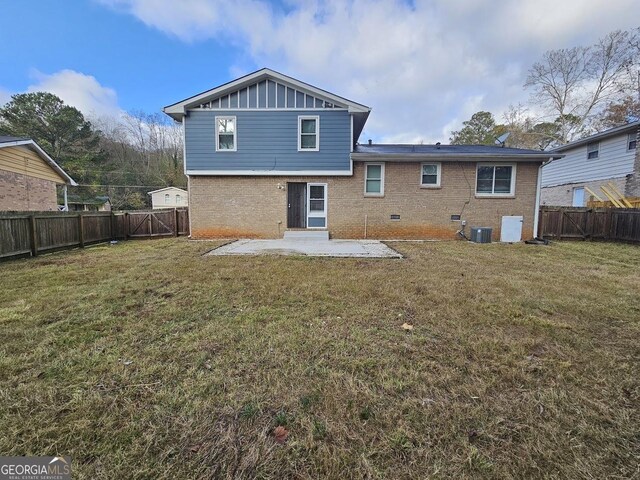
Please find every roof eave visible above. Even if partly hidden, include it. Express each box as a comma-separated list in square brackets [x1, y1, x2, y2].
[0, 140, 77, 185]
[551, 121, 639, 152]
[351, 153, 562, 161]
[162, 68, 371, 116]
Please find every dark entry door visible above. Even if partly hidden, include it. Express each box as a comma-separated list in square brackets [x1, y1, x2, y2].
[287, 183, 307, 228]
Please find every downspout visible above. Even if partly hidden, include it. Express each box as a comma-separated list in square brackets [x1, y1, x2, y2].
[63, 184, 68, 211]
[183, 113, 192, 238]
[533, 157, 551, 239]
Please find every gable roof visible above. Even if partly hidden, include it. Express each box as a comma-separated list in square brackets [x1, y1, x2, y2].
[551, 120, 639, 152]
[147, 186, 188, 195]
[353, 143, 562, 161]
[163, 68, 371, 119]
[0, 137, 77, 185]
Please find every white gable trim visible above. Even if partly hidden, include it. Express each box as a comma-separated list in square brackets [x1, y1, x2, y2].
[164, 68, 370, 120]
[0, 139, 77, 185]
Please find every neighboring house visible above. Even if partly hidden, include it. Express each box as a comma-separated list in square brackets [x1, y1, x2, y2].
[67, 195, 111, 212]
[0, 136, 76, 211]
[148, 186, 188, 209]
[541, 121, 639, 206]
[163, 68, 560, 241]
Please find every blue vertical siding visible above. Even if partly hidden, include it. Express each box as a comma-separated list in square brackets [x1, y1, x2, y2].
[185, 109, 351, 172]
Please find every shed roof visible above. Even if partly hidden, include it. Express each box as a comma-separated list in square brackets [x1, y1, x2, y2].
[147, 186, 188, 195]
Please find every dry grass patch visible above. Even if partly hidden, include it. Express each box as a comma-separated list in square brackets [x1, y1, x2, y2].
[0, 239, 638, 479]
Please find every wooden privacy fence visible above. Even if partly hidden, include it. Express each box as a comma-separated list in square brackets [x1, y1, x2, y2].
[0, 209, 189, 260]
[538, 207, 640, 243]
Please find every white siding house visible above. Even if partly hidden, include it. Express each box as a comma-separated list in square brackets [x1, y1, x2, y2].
[148, 187, 188, 209]
[541, 122, 639, 206]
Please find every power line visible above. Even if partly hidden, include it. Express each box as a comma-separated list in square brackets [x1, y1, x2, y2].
[75, 184, 181, 188]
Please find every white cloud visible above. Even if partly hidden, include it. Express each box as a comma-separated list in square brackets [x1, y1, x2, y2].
[27, 69, 122, 119]
[0, 87, 12, 107]
[99, 0, 639, 142]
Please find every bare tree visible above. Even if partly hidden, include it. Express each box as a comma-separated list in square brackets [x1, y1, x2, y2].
[525, 29, 637, 142]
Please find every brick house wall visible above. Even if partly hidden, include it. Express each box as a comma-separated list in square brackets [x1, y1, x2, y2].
[0, 169, 59, 211]
[541, 177, 627, 206]
[189, 161, 540, 240]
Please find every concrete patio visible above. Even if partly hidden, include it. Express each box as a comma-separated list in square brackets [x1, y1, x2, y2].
[205, 239, 403, 258]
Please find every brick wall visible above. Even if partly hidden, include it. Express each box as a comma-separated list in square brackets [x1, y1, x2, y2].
[0, 169, 59, 211]
[189, 161, 541, 240]
[625, 129, 640, 197]
[541, 177, 627, 206]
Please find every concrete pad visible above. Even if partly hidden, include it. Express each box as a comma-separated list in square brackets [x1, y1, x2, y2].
[206, 239, 402, 258]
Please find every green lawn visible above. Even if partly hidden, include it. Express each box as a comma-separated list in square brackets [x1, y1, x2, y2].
[0, 239, 638, 479]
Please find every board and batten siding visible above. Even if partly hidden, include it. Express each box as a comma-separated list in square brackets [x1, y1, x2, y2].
[541, 132, 636, 187]
[0, 145, 66, 183]
[184, 109, 351, 172]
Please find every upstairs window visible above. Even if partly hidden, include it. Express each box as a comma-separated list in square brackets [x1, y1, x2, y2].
[476, 164, 515, 196]
[587, 142, 599, 159]
[176, 194, 182, 204]
[364, 163, 385, 196]
[164, 193, 170, 204]
[298, 116, 319, 151]
[216, 116, 236, 151]
[628, 133, 637, 151]
[420, 163, 441, 187]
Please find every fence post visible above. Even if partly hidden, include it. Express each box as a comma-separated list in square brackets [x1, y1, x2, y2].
[110, 212, 115, 241]
[78, 214, 85, 248]
[174, 209, 179, 237]
[29, 215, 38, 257]
[125, 212, 130, 239]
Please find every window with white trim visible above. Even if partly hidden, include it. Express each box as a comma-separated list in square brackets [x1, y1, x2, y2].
[216, 116, 236, 151]
[164, 193, 170, 204]
[420, 162, 441, 187]
[298, 116, 319, 151]
[364, 163, 384, 196]
[476, 164, 515, 196]
[628, 133, 637, 151]
[176, 194, 181, 204]
[587, 141, 599, 159]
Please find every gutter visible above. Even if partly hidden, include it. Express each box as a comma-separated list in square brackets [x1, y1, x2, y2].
[351, 153, 561, 162]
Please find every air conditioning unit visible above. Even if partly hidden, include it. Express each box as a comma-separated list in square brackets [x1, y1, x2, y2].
[470, 227, 492, 243]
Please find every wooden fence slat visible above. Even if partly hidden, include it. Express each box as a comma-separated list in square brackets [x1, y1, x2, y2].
[0, 209, 189, 261]
[538, 207, 640, 243]
[29, 215, 38, 256]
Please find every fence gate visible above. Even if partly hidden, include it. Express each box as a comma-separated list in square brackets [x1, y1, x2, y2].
[127, 210, 177, 238]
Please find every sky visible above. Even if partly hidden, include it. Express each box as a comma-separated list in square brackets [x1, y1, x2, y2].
[0, 0, 637, 143]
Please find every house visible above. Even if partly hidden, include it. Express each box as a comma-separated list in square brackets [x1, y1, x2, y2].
[148, 186, 188, 209]
[66, 195, 111, 212]
[541, 121, 639, 206]
[0, 136, 76, 211]
[163, 68, 560, 241]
